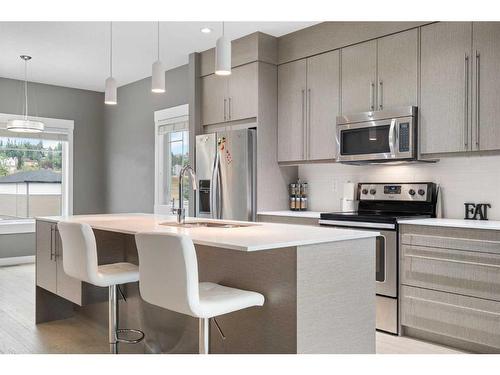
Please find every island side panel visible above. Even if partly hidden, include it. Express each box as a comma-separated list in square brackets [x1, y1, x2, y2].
[296, 238, 376, 354]
[196, 245, 297, 354]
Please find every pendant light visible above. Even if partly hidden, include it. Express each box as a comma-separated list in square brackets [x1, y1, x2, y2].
[7, 55, 44, 133]
[104, 22, 117, 105]
[215, 22, 231, 76]
[151, 21, 165, 93]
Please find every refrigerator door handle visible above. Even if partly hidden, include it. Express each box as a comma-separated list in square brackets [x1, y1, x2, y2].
[210, 151, 218, 219]
[210, 149, 222, 219]
[216, 157, 222, 219]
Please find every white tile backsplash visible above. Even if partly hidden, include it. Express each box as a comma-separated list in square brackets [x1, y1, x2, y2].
[298, 154, 500, 219]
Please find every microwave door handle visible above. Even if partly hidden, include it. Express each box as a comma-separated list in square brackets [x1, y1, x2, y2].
[388, 119, 397, 157]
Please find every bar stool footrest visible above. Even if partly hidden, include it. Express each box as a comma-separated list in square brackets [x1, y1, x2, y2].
[116, 328, 145, 344]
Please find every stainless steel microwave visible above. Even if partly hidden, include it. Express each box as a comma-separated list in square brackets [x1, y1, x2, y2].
[336, 106, 417, 163]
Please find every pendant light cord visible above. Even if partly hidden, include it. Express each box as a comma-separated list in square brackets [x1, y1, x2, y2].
[222, 21, 225, 37]
[24, 58, 28, 120]
[110, 22, 113, 77]
[157, 21, 160, 61]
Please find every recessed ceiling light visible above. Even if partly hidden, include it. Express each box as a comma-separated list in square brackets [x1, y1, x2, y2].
[200, 27, 212, 34]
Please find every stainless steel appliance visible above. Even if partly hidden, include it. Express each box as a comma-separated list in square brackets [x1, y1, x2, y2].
[336, 106, 417, 163]
[319, 182, 438, 334]
[195, 128, 256, 221]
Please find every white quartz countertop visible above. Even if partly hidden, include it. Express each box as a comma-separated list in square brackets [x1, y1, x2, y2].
[37, 213, 378, 252]
[398, 218, 500, 231]
[257, 211, 322, 219]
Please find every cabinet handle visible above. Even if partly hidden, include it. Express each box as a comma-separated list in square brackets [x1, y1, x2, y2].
[307, 89, 311, 160]
[223, 98, 227, 121]
[370, 82, 375, 111]
[378, 81, 383, 110]
[464, 54, 469, 150]
[54, 228, 59, 260]
[475, 51, 480, 149]
[50, 226, 54, 261]
[228, 97, 231, 120]
[301, 89, 306, 160]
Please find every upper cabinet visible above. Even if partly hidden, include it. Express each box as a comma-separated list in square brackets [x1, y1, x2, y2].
[420, 22, 472, 154]
[341, 30, 418, 114]
[201, 62, 258, 126]
[277, 59, 307, 162]
[472, 22, 500, 152]
[377, 29, 418, 110]
[307, 50, 340, 161]
[420, 22, 500, 155]
[341, 40, 377, 114]
[277, 50, 340, 162]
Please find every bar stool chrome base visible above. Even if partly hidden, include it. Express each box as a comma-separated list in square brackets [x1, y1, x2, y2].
[109, 285, 144, 354]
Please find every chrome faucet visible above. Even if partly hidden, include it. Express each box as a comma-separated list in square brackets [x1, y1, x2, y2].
[175, 165, 197, 224]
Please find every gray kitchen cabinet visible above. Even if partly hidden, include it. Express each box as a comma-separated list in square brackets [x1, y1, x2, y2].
[341, 40, 377, 114]
[307, 50, 340, 161]
[472, 22, 500, 151]
[201, 73, 227, 126]
[400, 224, 500, 352]
[55, 228, 82, 304]
[227, 62, 258, 122]
[278, 59, 307, 162]
[277, 51, 340, 162]
[376, 29, 418, 110]
[420, 22, 473, 154]
[201, 62, 258, 126]
[36, 220, 82, 305]
[36, 220, 57, 294]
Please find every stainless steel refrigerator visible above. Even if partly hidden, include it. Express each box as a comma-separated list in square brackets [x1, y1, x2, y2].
[195, 128, 256, 221]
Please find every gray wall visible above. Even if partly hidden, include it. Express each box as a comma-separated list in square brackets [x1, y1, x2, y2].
[0, 77, 105, 258]
[103, 64, 189, 213]
[0, 77, 106, 215]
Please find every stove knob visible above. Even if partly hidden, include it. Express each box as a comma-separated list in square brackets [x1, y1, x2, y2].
[418, 189, 426, 196]
[369, 189, 377, 195]
[362, 188, 369, 195]
[408, 189, 416, 196]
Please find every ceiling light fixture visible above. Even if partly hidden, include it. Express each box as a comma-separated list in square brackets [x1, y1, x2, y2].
[7, 55, 44, 133]
[151, 21, 165, 94]
[104, 22, 117, 105]
[215, 21, 231, 76]
[200, 27, 212, 34]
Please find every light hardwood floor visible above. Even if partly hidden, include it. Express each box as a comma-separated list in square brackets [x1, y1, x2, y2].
[0, 263, 464, 354]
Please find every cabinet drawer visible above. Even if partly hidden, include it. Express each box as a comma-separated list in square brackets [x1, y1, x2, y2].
[401, 232, 500, 254]
[402, 244, 500, 301]
[401, 286, 500, 349]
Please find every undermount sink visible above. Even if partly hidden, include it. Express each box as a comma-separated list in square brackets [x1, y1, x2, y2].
[159, 220, 258, 229]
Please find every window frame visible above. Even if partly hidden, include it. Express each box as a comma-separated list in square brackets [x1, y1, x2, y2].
[0, 113, 74, 234]
[154, 104, 189, 215]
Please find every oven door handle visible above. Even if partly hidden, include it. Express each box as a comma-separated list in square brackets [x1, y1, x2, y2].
[377, 234, 387, 284]
[388, 119, 397, 158]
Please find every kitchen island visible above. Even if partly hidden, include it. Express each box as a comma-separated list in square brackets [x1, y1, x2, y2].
[35, 213, 378, 354]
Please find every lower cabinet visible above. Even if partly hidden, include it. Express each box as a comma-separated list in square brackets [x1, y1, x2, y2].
[400, 224, 500, 352]
[36, 220, 82, 305]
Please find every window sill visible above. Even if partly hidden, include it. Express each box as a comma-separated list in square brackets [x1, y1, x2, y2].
[0, 219, 35, 235]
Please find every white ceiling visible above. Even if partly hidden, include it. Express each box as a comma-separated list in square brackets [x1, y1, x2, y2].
[0, 21, 317, 92]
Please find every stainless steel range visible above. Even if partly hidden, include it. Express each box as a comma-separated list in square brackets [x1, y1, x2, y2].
[319, 182, 438, 334]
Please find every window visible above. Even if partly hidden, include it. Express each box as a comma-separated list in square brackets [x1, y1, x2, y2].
[154, 104, 191, 215]
[0, 137, 64, 219]
[162, 128, 189, 211]
[0, 114, 73, 225]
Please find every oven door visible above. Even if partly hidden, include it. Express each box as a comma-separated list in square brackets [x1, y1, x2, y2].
[336, 117, 415, 162]
[376, 229, 397, 298]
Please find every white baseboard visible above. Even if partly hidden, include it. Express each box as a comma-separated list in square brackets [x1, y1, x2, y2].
[0, 255, 35, 266]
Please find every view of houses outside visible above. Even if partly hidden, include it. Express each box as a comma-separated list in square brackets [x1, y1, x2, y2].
[0, 137, 63, 220]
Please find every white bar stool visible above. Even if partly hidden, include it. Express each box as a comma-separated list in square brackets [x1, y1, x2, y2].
[135, 231, 265, 354]
[57, 221, 144, 354]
